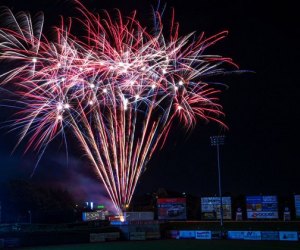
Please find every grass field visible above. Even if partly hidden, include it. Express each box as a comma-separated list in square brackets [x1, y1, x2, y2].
[21, 240, 300, 250]
[2, 221, 299, 249]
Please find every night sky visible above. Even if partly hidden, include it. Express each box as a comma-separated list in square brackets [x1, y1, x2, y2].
[0, 0, 299, 200]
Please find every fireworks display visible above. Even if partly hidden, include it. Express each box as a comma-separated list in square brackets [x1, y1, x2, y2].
[0, 1, 237, 216]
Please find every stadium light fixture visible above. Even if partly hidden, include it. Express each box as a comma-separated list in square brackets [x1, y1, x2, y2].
[210, 135, 225, 227]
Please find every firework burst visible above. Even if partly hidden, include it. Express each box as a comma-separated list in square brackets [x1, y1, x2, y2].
[0, 1, 237, 216]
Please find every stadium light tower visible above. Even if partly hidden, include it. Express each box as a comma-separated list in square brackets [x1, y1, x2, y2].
[210, 135, 225, 227]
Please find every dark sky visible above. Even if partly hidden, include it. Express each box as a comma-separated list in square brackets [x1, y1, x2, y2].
[0, 0, 299, 200]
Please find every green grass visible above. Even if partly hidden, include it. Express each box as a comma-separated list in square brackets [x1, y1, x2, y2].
[21, 240, 300, 250]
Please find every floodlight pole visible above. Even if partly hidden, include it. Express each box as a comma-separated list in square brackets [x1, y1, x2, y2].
[210, 135, 225, 228]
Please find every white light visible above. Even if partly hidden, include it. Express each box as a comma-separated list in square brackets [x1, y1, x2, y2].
[129, 80, 135, 85]
[135, 94, 140, 100]
[141, 66, 146, 71]
[177, 105, 182, 110]
[90, 202, 93, 210]
[90, 83, 95, 89]
[64, 103, 70, 109]
[57, 104, 63, 111]
[151, 84, 156, 89]
[174, 86, 179, 91]
[120, 215, 125, 222]
[103, 88, 108, 93]
[79, 67, 83, 71]
[32, 58, 37, 63]
[109, 66, 114, 70]
[178, 80, 183, 86]
[99, 61, 104, 66]
[61, 77, 66, 81]
[162, 69, 167, 74]
[57, 63, 61, 67]
[123, 98, 128, 110]
[89, 100, 94, 105]
[118, 62, 125, 67]
[57, 115, 63, 120]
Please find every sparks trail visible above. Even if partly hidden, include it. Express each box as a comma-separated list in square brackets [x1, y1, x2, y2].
[0, 1, 237, 216]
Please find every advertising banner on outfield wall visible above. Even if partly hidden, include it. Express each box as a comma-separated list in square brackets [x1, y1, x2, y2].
[157, 198, 187, 220]
[261, 231, 279, 240]
[195, 231, 212, 240]
[179, 231, 196, 239]
[82, 211, 103, 221]
[246, 196, 278, 219]
[294, 195, 300, 219]
[279, 231, 298, 241]
[167, 230, 179, 239]
[227, 231, 261, 240]
[201, 197, 232, 220]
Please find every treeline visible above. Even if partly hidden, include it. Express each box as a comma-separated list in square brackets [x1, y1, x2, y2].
[0, 180, 80, 224]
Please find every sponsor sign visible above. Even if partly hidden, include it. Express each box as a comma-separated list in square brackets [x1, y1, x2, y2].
[279, 231, 298, 241]
[244, 231, 261, 240]
[227, 231, 261, 240]
[82, 211, 105, 221]
[247, 211, 278, 219]
[227, 231, 245, 240]
[294, 195, 300, 219]
[3, 238, 20, 248]
[90, 232, 120, 242]
[124, 212, 154, 221]
[195, 231, 212, 240]
[261, 231, 279, 241]
[236, 208, 243, 221]
[246, 196, 278, 219]
[110, 220, 128, 225]
[104, 232, 120, 241]
[211, 231, 222, 240]
[167, 230, 179, 239]
[179, 230, 196, 239]
[129, 232, 146, 241]
[157, 198, 187, 220]
[129, 220, 159, 225]
[146, 232, 160, 239]
[201, 197, 232, 220]
[283, 211, 291, 221]
[90, 233, 105, 243]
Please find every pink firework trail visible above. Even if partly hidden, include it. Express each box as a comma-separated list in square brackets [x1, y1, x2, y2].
[0, 1, 238, 216]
